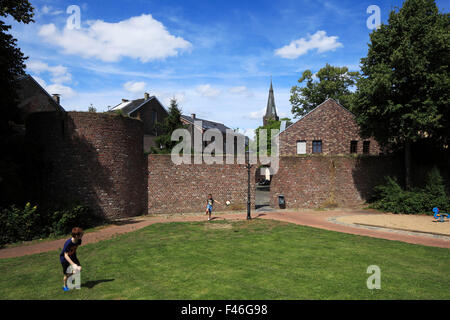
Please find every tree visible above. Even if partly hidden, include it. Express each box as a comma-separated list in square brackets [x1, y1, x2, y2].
[88, 104, 97, 113]
[353, 0, 449, 188]
[0, 0, 34, 132]
[150, 98, 187, 154]
[290, 64, 360, 118]
[0, 0, 34, 208]
[255, 118, 291, 155]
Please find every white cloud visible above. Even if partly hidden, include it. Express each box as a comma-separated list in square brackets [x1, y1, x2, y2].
[38, 14, 192, 62]
[229, 86, 253, 97]
[27, 60, 72, 84]
[275, 30, 343, 59]
[27, 61, 76, 99]
[196, 84, 221, 98]
[32, 76, 76, 98]
[123, 81, 147, 93]
[249, 108, 266, 120]
[46, 83, 76, 98]
[40, 5, 63, 16]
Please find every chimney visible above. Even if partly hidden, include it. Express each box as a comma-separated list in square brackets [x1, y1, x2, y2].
[144, 92, 150, 100]
[52, 94, 60, 105]
[122, 99, 129, 103]
[191, 113, 196, 120]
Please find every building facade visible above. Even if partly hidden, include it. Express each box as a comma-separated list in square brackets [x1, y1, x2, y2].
[109, 93, 168, 152]
[279, 98, 380, 155]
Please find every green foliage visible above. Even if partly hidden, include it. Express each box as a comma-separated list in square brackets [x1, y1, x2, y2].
[115, 109, 125, 117]
[354, 0, 450, 148]
[88, 104, 96, 113]
[0, 203, 38, 245]
[0, 0, 34, 132]
[0, 0, 35, 23]
[150, 98, 187, 154]
[0, 203, 102, 245]
[290, 64, 360, 118]
[49, 205, 99, 236]
[254, 118, 290, 155]
[370, 167, 450, 214]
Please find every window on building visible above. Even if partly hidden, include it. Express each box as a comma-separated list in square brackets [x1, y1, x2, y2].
[312, 140, 322, 154]
[350, 141, 358, 154]
[296, 140, 306, 154]
[363, 141, 370, 154]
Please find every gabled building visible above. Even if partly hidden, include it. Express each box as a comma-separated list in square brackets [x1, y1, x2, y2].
[109, 93, 168, 152]
[15, 75, 65, 122]
[279, 98, 380, 155]
[181, 113, 236, 153]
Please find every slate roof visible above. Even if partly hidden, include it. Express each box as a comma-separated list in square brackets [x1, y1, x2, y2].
[15, 74, 65, 113]
[278, 98, 354, 136]
[264, 79, 278, 119]
[109, 96, 168, 115]
[180, 115, 231, 134]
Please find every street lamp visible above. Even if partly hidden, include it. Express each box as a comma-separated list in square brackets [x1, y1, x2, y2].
[245, 148, 251, 220]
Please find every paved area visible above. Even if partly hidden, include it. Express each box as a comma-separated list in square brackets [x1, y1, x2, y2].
[335, 213, 450, 236]
[1, 209, 449, 259]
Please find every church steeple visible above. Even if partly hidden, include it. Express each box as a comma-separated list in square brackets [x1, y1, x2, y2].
[263, 77, 279, 125]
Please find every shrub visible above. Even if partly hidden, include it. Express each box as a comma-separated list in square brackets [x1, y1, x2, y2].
[0, 203, 39, 245]
[0, 203, 104, 246]
[370, 167, 450, 215]
[50, 205, 100, 236]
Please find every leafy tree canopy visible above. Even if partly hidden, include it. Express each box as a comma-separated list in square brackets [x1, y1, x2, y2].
[0, 0, 34, 132]
[254, 118, 291, 155]
[150, 98, 187, 154]
[354, 0, 449, 148]
[290, 63, 360, 118]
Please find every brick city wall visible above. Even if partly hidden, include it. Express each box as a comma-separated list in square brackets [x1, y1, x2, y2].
[279, 99, 380, 155]
[270, 155, 402, 209]
[147, 154, 256, 214]
[26, 111, 147, 220]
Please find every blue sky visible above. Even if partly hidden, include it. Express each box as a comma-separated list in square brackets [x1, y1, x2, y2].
[7, 0, 449, 137]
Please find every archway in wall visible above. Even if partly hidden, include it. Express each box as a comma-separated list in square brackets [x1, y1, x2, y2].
[255, 165, 272, 210]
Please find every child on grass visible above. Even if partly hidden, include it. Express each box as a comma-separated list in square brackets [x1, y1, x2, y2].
[205, 193, 220, 221]
[60, 227, 83, 291]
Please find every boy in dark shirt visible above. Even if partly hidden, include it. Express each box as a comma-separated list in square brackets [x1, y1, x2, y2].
[60, 227, 83, 291]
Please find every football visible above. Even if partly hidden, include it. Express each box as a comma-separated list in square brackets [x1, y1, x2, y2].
[226, 200, 231, 206]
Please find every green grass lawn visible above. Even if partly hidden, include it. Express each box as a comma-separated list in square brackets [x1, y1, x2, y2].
[0, 219, 449, 299]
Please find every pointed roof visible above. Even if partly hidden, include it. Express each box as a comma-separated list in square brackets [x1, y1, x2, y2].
[264, 78, 278, 119]
[278, 98, 354, 136]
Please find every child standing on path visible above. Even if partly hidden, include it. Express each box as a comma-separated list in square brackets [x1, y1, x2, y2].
[205, 194, 221, 221]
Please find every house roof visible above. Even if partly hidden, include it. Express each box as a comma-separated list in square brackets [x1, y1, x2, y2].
[15, 74, 65, 113]
[279, 98, 354, 136]
[180, 115, 231, 134]
[109, 96, 169, 115]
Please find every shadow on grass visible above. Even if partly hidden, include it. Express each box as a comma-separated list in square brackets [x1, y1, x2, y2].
[82, 279, 115, 289]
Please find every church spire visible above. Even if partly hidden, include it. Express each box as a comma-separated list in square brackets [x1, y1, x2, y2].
[263, 77, 279, 125]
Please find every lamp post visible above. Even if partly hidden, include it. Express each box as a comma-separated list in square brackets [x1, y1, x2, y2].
[246, 148, 251, 220]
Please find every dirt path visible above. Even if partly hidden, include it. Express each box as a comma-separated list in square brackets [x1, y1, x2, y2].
[1, 209, 449, 259]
